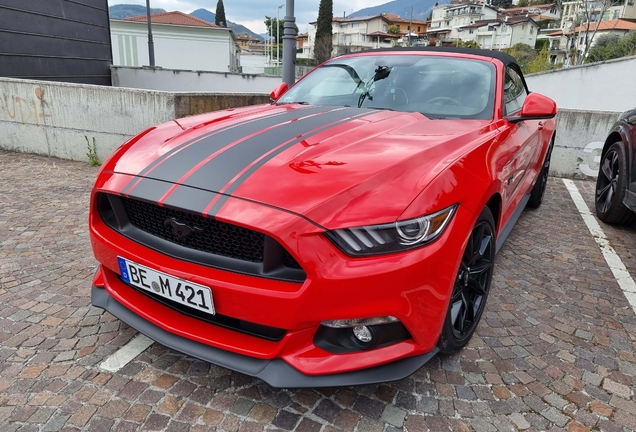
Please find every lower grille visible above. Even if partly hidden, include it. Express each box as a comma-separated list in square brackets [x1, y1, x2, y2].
[122, 277, 286, 341]
[98, 193, 306, 283]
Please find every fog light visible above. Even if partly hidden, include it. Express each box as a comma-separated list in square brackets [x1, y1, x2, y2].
[353, 326, 373, 343]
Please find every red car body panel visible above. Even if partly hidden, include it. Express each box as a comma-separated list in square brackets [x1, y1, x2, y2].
[90, 49, 556, 385]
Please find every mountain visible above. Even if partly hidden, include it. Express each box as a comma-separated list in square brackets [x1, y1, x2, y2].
[190, 9, 262, 41]
[109, 4, 166, 19]
[349, 0, 446, 20]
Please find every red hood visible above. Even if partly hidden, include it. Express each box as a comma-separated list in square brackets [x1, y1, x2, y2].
[107, 105, 494, 228]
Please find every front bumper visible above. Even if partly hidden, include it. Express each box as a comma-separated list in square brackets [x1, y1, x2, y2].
[90, 173, 474, 384]
[92, 284, 438, 388]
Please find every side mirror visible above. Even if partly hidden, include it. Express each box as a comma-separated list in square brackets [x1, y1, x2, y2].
[508, 92, 557, 123]
[270, 82, 288, 102]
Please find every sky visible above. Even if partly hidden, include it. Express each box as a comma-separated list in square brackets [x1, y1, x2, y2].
[107, 0, 390, 34]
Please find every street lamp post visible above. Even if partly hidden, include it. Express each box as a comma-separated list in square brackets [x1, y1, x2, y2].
[281, 1, 296, 87]
[277, 4, 284, 66]
[146, 0, 155, 66]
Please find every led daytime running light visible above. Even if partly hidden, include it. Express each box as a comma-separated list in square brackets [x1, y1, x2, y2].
[321, 316, 399, 328]
[328, 204, 457, 256]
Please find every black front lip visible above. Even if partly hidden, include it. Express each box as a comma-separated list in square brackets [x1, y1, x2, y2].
[91, 285, 439, 388]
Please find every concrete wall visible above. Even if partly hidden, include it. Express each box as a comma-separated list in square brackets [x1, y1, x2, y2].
[551, 109, 622, 179]
[112, 66, 282, 93]
[526, 56, 636, 112]
[0, 77, 269, 163]
[0, 75, 622, 180]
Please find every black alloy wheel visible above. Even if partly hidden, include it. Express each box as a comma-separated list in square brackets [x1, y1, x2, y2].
[595, 141, 636, 225]
[438, 206, 495, 353]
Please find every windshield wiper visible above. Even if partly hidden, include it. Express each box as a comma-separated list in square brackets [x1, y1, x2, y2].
[367, 107, 395, 111]
[276, 101, 310, 105]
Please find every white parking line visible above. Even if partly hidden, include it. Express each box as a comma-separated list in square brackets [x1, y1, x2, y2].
[100, 334, 154, 372]
[563, 179, 636, 312]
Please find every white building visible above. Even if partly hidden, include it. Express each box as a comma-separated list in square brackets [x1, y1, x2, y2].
[308, 15, 398, 57]
[460, 16, 541, 49]
[561, 0, 636, 30]
[110, 11, 240, 73]
[427, 1, 499, 42]
[548, 19, 636, 65]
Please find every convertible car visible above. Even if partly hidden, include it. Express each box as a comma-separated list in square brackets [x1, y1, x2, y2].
[595, 107, 636, 225]
[90, 47, 557, 387]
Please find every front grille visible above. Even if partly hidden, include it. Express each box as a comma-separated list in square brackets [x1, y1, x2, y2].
[283, 251, 303, 270]
[122, 277, 287, 341]
[98, 193, 306, 283]
[122, 197, 265, 263]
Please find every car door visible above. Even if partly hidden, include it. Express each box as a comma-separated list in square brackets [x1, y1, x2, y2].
[497, 67, 542, 225]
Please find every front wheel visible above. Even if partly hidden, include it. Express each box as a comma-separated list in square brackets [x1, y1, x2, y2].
[437, 206, 495, 354]
[595, 141, 636, 225]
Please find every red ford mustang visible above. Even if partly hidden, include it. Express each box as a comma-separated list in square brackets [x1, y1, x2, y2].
[90, 48, 556, 387]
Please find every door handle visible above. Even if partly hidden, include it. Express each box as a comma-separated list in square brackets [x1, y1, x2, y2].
[538, 121, 545, 130]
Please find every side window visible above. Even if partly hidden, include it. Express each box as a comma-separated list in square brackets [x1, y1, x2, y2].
[503, 68, 527, 115]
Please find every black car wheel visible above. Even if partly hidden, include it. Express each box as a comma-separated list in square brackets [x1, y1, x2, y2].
[527, 139, 554, 209]
[438, 206, 495, 354]
[595, 141, 636, 225]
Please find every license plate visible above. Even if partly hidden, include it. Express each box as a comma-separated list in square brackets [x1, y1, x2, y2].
[117, 257, 215, 315]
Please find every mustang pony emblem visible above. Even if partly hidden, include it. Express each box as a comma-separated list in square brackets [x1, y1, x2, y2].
[164, 217, 203, 240]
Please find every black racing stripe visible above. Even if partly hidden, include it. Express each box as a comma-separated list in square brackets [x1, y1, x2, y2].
[124, 177, 175, 204]
[120, 107, 318, 196]
[161, 185, 217, 214]
[136, 106, 329, 187]
[180, 108, 360, 193]
[207, 110, 376, 215]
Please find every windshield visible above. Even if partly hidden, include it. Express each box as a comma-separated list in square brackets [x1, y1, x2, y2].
[278, 55, 496, 120]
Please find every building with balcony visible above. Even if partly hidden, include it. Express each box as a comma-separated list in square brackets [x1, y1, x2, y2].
[381, 13, 429, 40]
[297, 33, 311, 59]
[237, 35, 261, 51]
[561, 0, 636, 30]
[459, 16, 540, 49]
[548, 18, 636, 65]
[502, 3, 561, 20]
[427, 1, 498, 43]
[308, 14, 397, 57]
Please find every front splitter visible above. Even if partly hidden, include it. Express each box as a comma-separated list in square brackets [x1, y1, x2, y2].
[92, 285, 439, 388]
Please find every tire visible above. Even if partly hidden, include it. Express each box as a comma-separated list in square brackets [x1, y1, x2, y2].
[595, 141, 636, 225]
[527, 138, 554, 209]
[437, 206, 495, 354]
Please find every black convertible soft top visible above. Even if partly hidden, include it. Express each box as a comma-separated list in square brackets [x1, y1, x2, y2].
[356, 46, 519, 68]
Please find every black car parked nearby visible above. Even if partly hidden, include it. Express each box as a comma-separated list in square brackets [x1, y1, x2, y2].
[596, 108, 636, 225]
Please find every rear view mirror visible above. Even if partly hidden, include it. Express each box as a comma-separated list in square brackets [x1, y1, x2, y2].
[270, 83, 288, 102]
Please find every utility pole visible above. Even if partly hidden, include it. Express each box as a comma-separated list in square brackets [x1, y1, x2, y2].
[146, 0, 155, 66]
[409, 7, 413, 46]
[277, 4, 284, 66]
[282, 0, 296, 87]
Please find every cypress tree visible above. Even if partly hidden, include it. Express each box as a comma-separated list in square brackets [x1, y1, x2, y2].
[215, 0, 227, 27]
[314, 0, 333, 64]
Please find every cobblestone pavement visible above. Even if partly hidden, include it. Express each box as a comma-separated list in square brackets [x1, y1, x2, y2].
[2, 150, 636, 432]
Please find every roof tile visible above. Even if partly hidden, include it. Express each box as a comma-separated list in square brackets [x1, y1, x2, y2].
[124, 11, 217, 27]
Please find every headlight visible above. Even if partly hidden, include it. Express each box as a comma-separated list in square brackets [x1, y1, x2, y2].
[326, 205, 457, 257]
